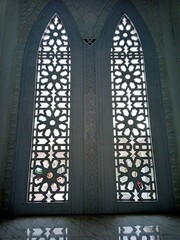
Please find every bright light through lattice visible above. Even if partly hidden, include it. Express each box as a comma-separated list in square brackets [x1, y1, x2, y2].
[27, 15, 71, 203]
[111, 15, 158, 202]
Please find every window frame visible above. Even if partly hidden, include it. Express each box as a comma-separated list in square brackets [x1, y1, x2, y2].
[10, 0, 84, 215]
[96, 0, 175, 213]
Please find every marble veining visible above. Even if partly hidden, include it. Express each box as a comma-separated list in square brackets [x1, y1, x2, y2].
[0, 215, 180, 239]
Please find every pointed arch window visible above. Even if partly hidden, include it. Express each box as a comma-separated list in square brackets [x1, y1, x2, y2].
[111, 15, 158, 202]
[27, 14, 71, 203]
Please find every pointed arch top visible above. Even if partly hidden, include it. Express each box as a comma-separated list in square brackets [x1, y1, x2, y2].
[19, 0, 81, 116]
[97, 0, 162, 130]
[25, 0, 81, 59]
[111, 13, 158, 202]
[26, 13, 72, 203]
[96, 0, 174, 212]
[11, 0, 84, 214]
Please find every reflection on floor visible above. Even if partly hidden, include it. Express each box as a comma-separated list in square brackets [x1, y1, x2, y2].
[0, 214, 180, 239]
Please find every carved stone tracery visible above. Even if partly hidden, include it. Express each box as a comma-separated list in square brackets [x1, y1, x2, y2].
[27, 15, 71, 202]
[111, 15, 157, 201]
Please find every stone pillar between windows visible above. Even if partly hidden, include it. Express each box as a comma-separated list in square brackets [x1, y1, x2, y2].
[83, 41, 99, 214]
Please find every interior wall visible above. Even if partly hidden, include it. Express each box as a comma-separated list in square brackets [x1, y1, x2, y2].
[0, 0, 179, 214]
[0, 0, 7, 213]
[0, 0, 20, 214]
[159, 0, 180, 208]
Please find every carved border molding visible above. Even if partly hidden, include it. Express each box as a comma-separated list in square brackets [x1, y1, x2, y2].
[2, 0, 179, 213]
[84, 44, 99, 213]
[2, 0, 51, 213]
[131, 0, 179, 208]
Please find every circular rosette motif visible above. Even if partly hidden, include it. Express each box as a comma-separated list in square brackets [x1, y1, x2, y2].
[113, 16, 140, 48]
[116, 109, 146, 136]
[114, 65, 142, 90]
[42, 16, 68, 47]
[118, 158, 151, 193]
[34, 159, 67, 194]
[37, 109, 68, 137]
[40, 65, 68, 90]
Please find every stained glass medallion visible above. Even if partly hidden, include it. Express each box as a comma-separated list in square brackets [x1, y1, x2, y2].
[27, 15, 71, 203]
[111, 15, 158, 201]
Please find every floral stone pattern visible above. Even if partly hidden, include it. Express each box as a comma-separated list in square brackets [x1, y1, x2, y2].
[111, 15, 158, 201]
[27, 15, 71, 202]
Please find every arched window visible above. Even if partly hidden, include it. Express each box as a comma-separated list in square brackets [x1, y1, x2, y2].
[11, 1, 84, 215]
[27, 15, 71, 203]
[111, 15, 157, 202]
[96, 0, 174, 213]
[11, 0, 174, 215]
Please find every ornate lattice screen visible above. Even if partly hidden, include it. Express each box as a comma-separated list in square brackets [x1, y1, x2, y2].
[27, 15, 71, 202]
[111, 15, 158, 201]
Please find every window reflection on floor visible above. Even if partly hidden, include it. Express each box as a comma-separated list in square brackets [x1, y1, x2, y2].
[118, 225, 160, 240]
[25, 225, 160, 240]
[27, 227, 68, 240]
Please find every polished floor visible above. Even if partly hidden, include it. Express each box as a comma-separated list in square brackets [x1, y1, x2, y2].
[0, 214, 180, 239]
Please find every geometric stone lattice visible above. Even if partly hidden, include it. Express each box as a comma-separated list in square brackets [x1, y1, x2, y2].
[111, 15, 158, 201]
[27, 15, 71, 202]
